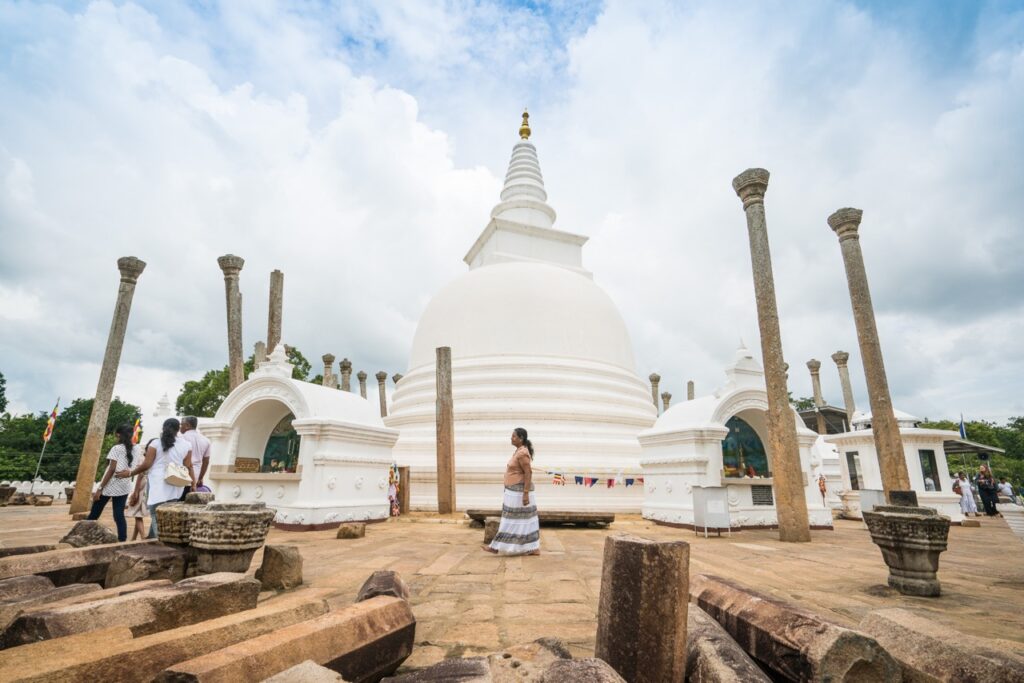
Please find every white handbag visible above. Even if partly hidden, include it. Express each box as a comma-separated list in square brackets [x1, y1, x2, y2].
[164, 462, 192, 487]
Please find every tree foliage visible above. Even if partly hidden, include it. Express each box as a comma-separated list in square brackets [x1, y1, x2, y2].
[0, 371, 7, 414]
[919, 417, 1024, 488]
[175, 347, 313, 418]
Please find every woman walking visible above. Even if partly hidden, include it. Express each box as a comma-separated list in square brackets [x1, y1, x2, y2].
[976, 464, 1001, 517]
[86, 424, 138, 541]
[124, 437, 155, 540]
[483, 427, 540, 556]
[118, 418, 193, 538]
[953, 471, 978, 517]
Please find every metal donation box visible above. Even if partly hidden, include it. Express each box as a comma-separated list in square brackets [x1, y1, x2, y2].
[692, 486, 732, 538]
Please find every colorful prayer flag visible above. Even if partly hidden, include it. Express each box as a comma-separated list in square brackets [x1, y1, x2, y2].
[625, 478, 635, 487]
[552, 473, 565, 486]
[574, 475, 583, 485]
[607, 478, 615, 488]
[41, 398, 59, 444]
[131, 417, 142, 444]
[585, 477, 597, 487]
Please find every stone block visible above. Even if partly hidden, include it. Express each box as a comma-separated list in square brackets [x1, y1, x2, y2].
[0, 545, 57, 560]
[540, 658, 626, 682]
[33, 495, 54, 506]
[189, 507, 274, 550]
[0, 575, 54, 602]
[10, 493, 28, 505]
[690, 574, 899, 682]
[490, 638, 573, 680]
[0, 592, 329, 682]
[256, 546, 303, 591]
[381, 657, 489, 682]
[686, 605, 770, 683]
[860, 608, 1024, 683]
[595, 534, 689, 683]
[483, 517, 500, 545]
[262, 660, 349, 682]
[863, 505, 950, 597]
[59, 520, 119, 548]
[3, 572, 260, 647]
[155, 595, 415, 683]
[105, 544, 189, 588]
[0, 540, 160, 586]
[336, 523, 366, 539]
[193, 548, 258, 575]
[355, 570, 409, 603]
[183, 492, 216, 505]
[0, 486, 15, 505]
[0, 584, 101, 634]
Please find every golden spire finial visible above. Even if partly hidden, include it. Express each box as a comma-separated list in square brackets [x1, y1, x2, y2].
[519, 108, 531, 140]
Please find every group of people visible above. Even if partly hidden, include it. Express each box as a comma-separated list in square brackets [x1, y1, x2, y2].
[85, 417, 210, 541]
[952, 464, 1016, 518]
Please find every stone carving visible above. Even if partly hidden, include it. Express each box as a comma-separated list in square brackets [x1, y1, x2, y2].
[863, 505, 950, 596]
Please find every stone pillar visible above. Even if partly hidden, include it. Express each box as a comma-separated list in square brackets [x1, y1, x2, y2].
[807, 359, 827, 434]
[339, 358, 353, 392]
[392, 373, 403, 385]
[649, 373, 661, 412]
[357, 371, 367, 399]
[254, 341, 267, 367]
[595, 535, 689, 682]
[828, 208, 912, 501]
[375, 371, 388, 417]
[322, 354, 336, 388]
[687, 380, 695, 401]
[70, 257, 146, 515]
[733, 168, 811, 543]
[217, 255, 245, 391]
[831, 351, 856, 430]
[661, 392, 672, 412]
[267, 269, 283, 354]
[397, 466, 410, 514]
[435, 347, 456, 514]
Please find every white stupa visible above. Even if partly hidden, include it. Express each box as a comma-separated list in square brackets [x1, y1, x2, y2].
[385, 112, 657, 511]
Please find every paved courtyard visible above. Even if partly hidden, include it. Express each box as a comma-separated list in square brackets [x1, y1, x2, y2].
[2, 505, 1023, 669]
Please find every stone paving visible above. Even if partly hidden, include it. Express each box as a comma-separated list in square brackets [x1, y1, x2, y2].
[2, 505, 1023, 670]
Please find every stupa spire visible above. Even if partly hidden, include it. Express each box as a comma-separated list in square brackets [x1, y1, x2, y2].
[519, 109, 531, 139]
[491, 109, 555, 229]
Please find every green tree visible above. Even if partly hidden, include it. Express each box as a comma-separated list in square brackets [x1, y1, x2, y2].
[0, 371, 7, 413]
[789, 394, 816, 411]
[919, 416, 1024, 489]
[175, 346, 314, 417]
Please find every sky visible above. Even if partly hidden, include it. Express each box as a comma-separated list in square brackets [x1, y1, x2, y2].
[1, 0, 1022, 425]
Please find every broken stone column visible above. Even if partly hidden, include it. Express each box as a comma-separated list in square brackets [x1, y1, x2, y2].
[806, 359, 827, 434]
[217, 254, 246, 391]
[831, 350, 856, 429]
[828, 209, 912, 500]
[267, 269, 283, 354]
[686, 605, 771, 683]
[0, 540, 160, 586]
[435, 346, 456, 515]
[339, 358, 352, 392]
[321, 354, 337, 388]
[70, 256, 145, 515]
[376, 371, 388, 417]
[648, 373, 661, 411]
[254, 341, 268, 367]
[357, 370, 367, 399]
[687, 380, 695, 401]
[862, 505, 950, 596]
[733, 169, 810, 543]
[595, 534, 689, 683]
[661, 392, 672, 412]
[690, 574, 899, 681]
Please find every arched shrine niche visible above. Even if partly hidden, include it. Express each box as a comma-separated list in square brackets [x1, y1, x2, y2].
[263, 414, 300, 472]
[721, 412, 771, 479]
[231, 398, 301, 474]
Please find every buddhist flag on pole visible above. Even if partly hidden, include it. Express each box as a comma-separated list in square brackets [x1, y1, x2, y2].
[42, 398, 60, 443]
[959, 414, 967, 439]
[131, 417, 143, 444]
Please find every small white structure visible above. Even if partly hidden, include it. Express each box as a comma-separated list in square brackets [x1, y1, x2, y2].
[825, 410, 963, 523]
[639, 345, 833, 530]
[204, 344, 398, 530]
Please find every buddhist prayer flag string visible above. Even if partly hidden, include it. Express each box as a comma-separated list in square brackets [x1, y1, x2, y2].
[544, 470, 643, 490]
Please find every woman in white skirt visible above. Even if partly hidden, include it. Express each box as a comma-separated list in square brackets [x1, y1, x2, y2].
[483, 427, 540, 556]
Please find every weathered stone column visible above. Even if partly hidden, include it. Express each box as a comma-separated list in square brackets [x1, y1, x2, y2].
[267, 269, 283, 354]
[649, 373, 661, 411]
[217, 255, 245, 391]
[357, 371, 368, 399]
[687, 380, 695, 401]
[596, 535, 689, 682]
[70, 257, 146, 515]
[733, 168, 810, 543]
[828, 208, 912, 500]
[321, 354, 336, 388]
[807, 359, 827, 434]
[831, 351, 856, 430]
[392, 373, 403, 385]
[435, 347, 456, 514]
[254, 341, 267, 367]
[339, 358, 353, 392]
[375, 371, 388, 417]
[661, 392, 672, 412]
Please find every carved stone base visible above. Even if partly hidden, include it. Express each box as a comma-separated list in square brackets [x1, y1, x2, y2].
[194, 547, 258, 574]
[863, 505, 950, 597]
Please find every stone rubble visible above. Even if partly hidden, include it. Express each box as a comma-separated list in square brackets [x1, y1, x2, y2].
[255, 545, 303, 591]
[58, 521, 119, 548]
[336, 523, 366, 539]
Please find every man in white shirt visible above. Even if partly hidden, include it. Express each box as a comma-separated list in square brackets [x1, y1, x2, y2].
[179, 416, 211, 498]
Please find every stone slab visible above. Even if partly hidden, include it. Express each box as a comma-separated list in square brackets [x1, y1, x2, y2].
[860, 608, 1024, 683]
[0, 576, 54, 602]
[0, 540, 160, 586]
[356, 571, 409, 603]
[0, 546, 57, 560]
[691, 574, 899, 682]
[540, 658, 626, 681]
[59, 521, 118, 548]
[105, 544, 188, 588]
[261, 660, 348, 682]
[155, 595, 415, 683]
[465, 510, 614, 526]
[0, 592, 330, 683]
[3, 572, 260, 647]
[0, 584, 101, 635]
[686, 605, 770, 683]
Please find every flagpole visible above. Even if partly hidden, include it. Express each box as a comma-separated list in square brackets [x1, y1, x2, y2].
[30, 440, 49, 495]
[32, 397, 60, 495]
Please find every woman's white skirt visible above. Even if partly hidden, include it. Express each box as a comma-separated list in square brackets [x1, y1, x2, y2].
[489, 484, 540, 556]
